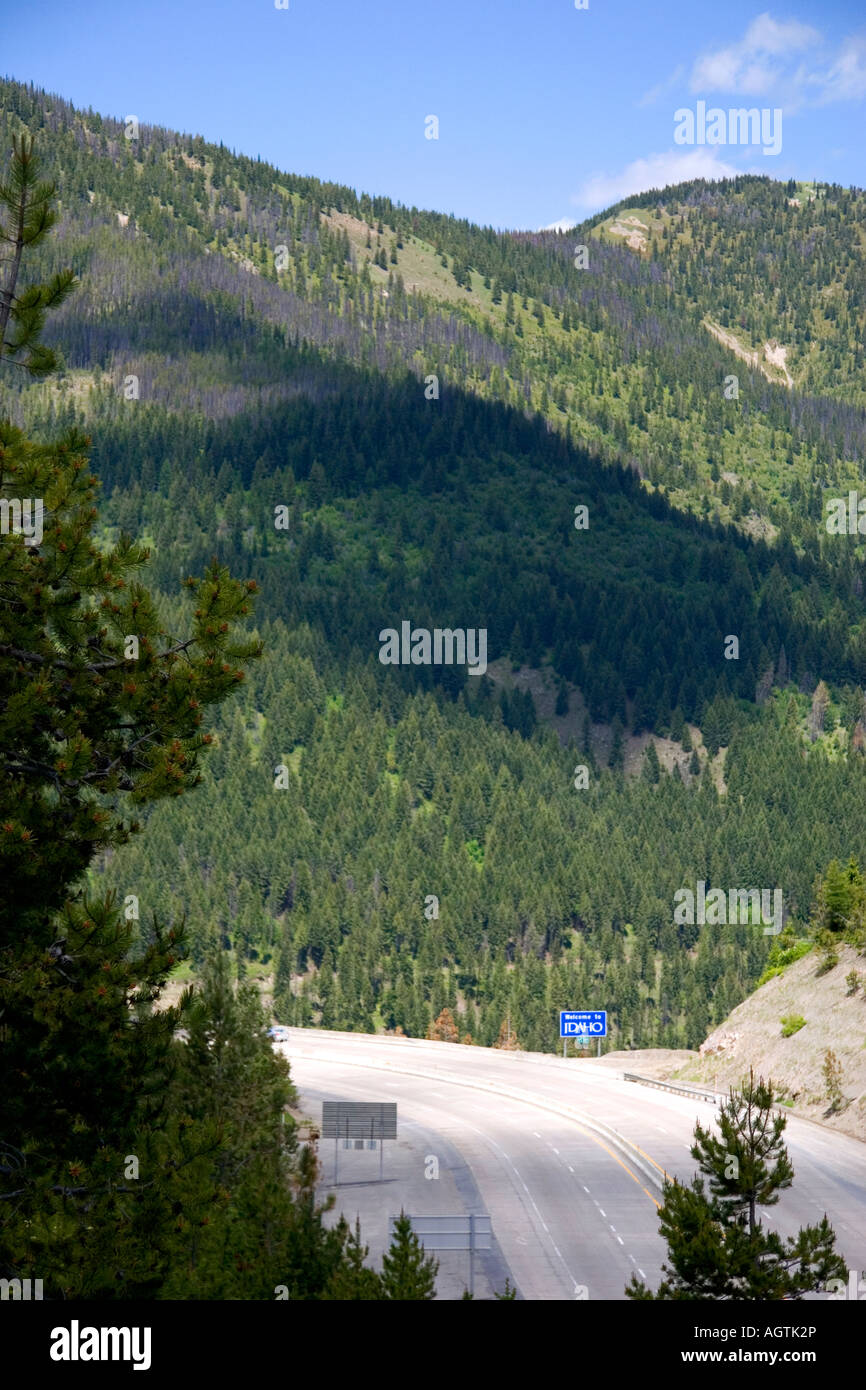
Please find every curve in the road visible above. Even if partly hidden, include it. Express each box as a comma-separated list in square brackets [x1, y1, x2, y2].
[281, 1029, 866, 1301]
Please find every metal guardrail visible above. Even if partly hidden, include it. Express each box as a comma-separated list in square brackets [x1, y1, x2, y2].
[623, 1072, 719, 1103]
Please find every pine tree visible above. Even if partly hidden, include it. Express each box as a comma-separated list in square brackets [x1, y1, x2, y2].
[0, 134, 77, 375]
[608, 716, 625, 772]
[381, 1212, 438, 1300]
[322, 1218, 383, 1300]
[807, 680, 830, 743]
[822, 1049, 843, 1112]
[642, 740, 661, 783]
[159, 951, 328, 1299]
[427, 1006, 460, 1042]
[0, 138, 262, 1297]
[626, 1070, 847, 1299]
[811, 858, 865, 936]
[493, 1016, 520, 1050]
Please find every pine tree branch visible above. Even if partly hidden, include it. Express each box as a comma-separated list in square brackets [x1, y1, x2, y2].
[0, 636, 196, 671]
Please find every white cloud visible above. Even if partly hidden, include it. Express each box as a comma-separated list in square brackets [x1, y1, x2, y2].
[743, 12, 818, 56]
[568, 149, 741, 215]
[813, 36, 866, 104]
[641, 13, 864, 118]
[690, 13, 819, 94]
[540, 216, 581, 232]
[687, 12, 866, 108]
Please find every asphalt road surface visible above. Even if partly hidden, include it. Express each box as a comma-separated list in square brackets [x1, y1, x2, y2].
[278, 1028, 866, 1301]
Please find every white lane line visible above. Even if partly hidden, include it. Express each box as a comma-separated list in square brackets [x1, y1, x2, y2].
[617, 1236, 624, 1245]
[654, 1125, 669, 1134]
[568, 1166, 575, 1173]
[599, 1209, 606, 1218]
[638, 1268, 647, 1279]
[582, 1185, 590, 1193]
[533, 1131, 541, 1138]
[629, 1255, 638, 1265]
[461, 1117, 583, 1289]
[552, 1146, 560, 1155]
[458, 1120, 583, 1295]
[553, 1245, 562, 1257]
[610, 1225, 617, 1232]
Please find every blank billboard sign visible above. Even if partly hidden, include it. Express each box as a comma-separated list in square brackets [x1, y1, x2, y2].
[388, 1214, 492, 1251]
[321, 1101, 397, 1139]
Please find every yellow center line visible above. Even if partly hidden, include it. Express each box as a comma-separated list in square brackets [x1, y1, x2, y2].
[565, 1119, 662, 1208]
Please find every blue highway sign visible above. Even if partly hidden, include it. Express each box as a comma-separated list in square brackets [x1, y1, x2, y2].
[560, 1010, 607, 1038]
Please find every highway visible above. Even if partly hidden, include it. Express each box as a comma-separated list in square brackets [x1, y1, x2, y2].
[278, 1028, 866, 1301]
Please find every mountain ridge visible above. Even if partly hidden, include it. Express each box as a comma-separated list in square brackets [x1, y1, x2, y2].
[3, 77, 866, 1061]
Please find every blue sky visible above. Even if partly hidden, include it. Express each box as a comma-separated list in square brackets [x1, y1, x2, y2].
[4, 0, 866, 229]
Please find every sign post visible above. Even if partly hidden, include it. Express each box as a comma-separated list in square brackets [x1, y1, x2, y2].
[559, 1010, 607, 1058]
[389, 1214, 492, 1297]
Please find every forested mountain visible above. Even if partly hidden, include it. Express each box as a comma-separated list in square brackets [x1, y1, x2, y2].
[3, 76, 866, 1055]
[4, 75, 866, 546]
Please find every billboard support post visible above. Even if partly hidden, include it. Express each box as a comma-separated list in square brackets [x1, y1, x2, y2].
[469, 1213, 475, 1297]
